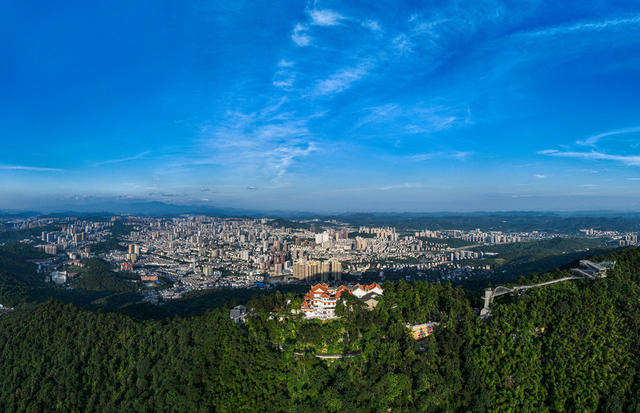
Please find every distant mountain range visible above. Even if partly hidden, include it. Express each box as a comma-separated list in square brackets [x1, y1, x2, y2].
[1, 198, 640, 220]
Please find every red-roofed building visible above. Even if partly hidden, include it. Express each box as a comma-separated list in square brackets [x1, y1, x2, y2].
[351, 283, 384, 298]
[407, 322, 440, 340]
[301, 283, 384, 320]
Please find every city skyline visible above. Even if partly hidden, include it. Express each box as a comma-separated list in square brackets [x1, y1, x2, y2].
[2, 1, 640, 212]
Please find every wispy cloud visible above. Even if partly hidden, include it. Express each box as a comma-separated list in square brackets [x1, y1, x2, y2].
[278, 59, 294, 68]
[535, 174, 546, 179]
[292, 23, 311, 46]
[307, 9, 345, 26]
[0, 164, 65, 172]
[524, 15, 640, 38]
[313, 62, 372, 96]
[357, 103, 461, 134]
[576, 126, 640, 146]
[94, 151, 150, 166]
[377, 182, 420, 191]
[273, 60, 296, 90]
[392, 34, 413, 54]
[201, 110, 318, 181]
[570, 169, 599, 174]
[538, 149, 640, 166]
[362, 19, 382, 33]
[273, 77, 295, 90]
[409, 151, 470, 162]
[266, 142, 317, 178]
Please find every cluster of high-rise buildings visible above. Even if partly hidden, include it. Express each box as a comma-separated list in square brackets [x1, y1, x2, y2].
[37, 220, 114, 255]
[6, 214, 639, 307]
[292, 259, 342, 281]
[359, 226, 399, 241]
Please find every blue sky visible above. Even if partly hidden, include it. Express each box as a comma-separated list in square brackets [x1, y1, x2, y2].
[2, 0, 640, 212]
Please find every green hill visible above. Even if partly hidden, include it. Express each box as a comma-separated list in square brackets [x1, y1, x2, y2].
[0, 247, 640, 411]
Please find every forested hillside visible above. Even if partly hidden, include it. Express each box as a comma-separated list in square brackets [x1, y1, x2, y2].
[1, 248, 640, 411]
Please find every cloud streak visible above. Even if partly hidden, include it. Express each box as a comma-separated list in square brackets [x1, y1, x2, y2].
[313, 63, 372, 96]
[94, 151, 150, 166]
[357, 103, 462, 135]
[408, 151, 470, 162]
[538, 149, 640, 166]
[0, 164, 65, 172]
[307, 9, 345, 26]
[524, 15, 640, 38]
[577, 126, 640, 146]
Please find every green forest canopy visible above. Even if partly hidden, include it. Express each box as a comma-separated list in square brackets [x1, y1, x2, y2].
[0, 245, 640, 411]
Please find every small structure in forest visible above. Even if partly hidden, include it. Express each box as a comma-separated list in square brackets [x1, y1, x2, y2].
[407, 322, 440, 340]
[230, 305, 248, 324]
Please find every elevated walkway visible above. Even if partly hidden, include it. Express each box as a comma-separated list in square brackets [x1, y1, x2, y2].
[479, 260, 615, 319]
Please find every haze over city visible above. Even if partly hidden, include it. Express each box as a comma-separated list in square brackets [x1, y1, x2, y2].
[2, 1, 640, 212]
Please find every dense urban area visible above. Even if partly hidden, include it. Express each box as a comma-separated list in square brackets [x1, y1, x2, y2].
[1, 214, 637, 306]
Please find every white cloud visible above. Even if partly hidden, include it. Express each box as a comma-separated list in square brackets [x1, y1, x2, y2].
[362, 19, 382, 33]
[357, 103, 460, 134]
[409, 151, 470, 162]
[266, 142, 317, 178]
[94, 151, 150, 166]
[576, 126, 640, 146]
[538, 149, 640, 166]
[392, 34, 413, 54]
[292, 24, 311, 46]
[313, 63, 371, 96]
[277, 59, 294, 68]
[377, 182, 420, 191]
[273, 77, 295, 90]
[203, 110, 318, 181]
[452, 151, 471, 160]
[273, 60, 296, 90]
[525, 15, 640, 38]
[535, 174, 546, 179]
[0, 164, 65, 172]
[273, 69, 296, 90]
[404, 116, 456, 133]
[570, 169, 599, 174]
[307, 9, 345, 26]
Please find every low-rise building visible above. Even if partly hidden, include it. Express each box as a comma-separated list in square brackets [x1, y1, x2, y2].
[230, 305, 247, 324]
[49, 271, 67, 285]
[301, 283, 383, 320]
[408, 322, 440, 340]
[351, 283, 384, 298]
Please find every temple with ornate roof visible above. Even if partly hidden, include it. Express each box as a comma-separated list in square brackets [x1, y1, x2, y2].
[300, 283, 383, 319]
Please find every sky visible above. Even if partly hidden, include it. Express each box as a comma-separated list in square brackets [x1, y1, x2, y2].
[2, 0, 640, 212]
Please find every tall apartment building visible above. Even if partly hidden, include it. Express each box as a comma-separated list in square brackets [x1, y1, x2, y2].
[293, 259, 342, 281]
[128, 244, 140, 254]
